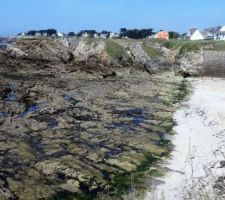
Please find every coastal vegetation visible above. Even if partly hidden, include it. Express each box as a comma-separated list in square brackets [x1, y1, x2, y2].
[105, 40, 126, 59]
[160, 39, 225, 55]
[142, 42, 160, 58]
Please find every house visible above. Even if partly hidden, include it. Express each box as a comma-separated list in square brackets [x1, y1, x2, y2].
[202, 26, 222, 40]
[109, 32, 120, 39]
[186, 28, 204, 40]
[94, 33, 99, 39]
[82, 32, 90, 38]
[218, 25, 225, 40]
[201, 26, 225, 40]
[100, 31, 110, 39]
[18, 32, 27, 36]
[35, 32, 42, 37]
[100, 33, 108, 39]
[57, 32, 64, 37]
[154, 31, 169, 40]
[77, 30, 97, 38]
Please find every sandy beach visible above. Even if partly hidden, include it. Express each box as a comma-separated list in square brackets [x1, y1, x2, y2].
[145, 78, 225, 200]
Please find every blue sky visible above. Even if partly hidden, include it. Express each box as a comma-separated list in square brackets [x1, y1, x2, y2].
[0, 0, 225, 36]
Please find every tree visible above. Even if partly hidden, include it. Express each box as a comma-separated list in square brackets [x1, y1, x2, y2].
[46, 29, 57, 36]
[27, 30, 36, 36]
[27, 29, 57, 37]
[120, 28, 153, 39]
[68, 32, 76, 37]
[169, 31, 180, 39]
[120, 28, 127, 33]
[77, 30, 98, 37]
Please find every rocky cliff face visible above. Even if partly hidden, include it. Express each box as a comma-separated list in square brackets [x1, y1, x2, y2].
[0, 38, 176, 77]
[2, 38, 224, 78]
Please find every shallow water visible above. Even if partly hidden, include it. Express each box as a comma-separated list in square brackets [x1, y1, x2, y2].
[145, 78, 225, 200]
[19, 103, 40, 118]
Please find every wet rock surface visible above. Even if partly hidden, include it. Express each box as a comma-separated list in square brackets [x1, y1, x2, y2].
[0, 38, 184, 199]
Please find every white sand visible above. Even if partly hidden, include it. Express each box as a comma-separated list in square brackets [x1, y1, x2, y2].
[145, 78, 225, 200]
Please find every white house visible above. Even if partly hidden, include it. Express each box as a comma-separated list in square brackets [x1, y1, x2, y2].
[109, 32, 120, 39]
[20, 32, 26, 36]
[218, 25, 225, 40]
[35, 32, 42, 37]
[57, 32, 64, 37]
[94, 33, 99, 39]
[82, 32, 90, 38]
[187, 28, 204, 40]
[100, 33, 108, 39]
[202, 26, 222, 40]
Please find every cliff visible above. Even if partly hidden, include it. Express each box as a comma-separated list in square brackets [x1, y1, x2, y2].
[0, 37, 176, 78]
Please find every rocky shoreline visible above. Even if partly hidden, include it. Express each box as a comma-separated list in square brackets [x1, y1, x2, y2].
[0, 38, 223, 199]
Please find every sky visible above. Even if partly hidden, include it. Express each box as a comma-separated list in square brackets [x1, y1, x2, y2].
[0, 0, 225, 36]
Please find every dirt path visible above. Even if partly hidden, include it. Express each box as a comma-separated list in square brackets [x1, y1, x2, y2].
[145, 78, 225, 200]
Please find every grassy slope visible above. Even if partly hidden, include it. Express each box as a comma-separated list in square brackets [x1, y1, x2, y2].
[105, 40, 127, 59]
[142, 42, 160, 58]
[157, 39, 225, 55]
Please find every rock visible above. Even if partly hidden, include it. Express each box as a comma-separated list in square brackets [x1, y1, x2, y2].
[0, 37, 184, 199]
[106, 158, 136, 172]
[175, 51, 204, 77]
[120, 41, 173, 74]
[220, 160, 225, 168]
[60, 180, 80, 193]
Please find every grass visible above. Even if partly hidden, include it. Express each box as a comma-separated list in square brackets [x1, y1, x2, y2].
[112, 154, 164, 196]
[157, 39, 225, 56]
[51, 153, 166, 200]
[142, 42, 160, 58]
[159, 40, 200, 56]
[105, 40, 126, 59]
[160, 118, 175, 134]
[84, 37, 99, 45]
[213, 41, 225, 51]
[173, 79, 189, 102]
